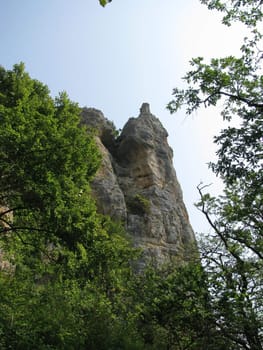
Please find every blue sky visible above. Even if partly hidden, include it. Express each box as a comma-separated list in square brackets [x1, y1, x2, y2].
[0, 0, 246, 233]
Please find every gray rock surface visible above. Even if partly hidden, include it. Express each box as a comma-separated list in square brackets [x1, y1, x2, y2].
[81, 104, 196, 265]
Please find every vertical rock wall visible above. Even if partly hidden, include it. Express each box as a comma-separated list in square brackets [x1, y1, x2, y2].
[82, 103, 196, 265]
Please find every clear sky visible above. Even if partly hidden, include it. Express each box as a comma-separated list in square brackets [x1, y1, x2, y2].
[0, 0, 246, 233]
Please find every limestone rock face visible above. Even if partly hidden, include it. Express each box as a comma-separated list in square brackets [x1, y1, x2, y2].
[81, 103, 196, 265]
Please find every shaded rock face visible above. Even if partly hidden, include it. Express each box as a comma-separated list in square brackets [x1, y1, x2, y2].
[81, 103, 196, 265]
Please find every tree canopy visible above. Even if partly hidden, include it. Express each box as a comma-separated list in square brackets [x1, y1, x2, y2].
[0, 63, 215, 350]
[168, 0, 263, 348]
[0, 1, 262, 348]
[0, 63, 141, 349]
[0, 61, 246, 350]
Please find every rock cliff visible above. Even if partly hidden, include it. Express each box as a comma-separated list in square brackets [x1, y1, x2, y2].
[81, 103, 196, 265]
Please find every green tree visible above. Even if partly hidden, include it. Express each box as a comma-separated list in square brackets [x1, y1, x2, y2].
[0, 63, 140, 349]
[168, 1, 263, 348]
[0, 63, 101, 247]
[128, 261, 227, 350]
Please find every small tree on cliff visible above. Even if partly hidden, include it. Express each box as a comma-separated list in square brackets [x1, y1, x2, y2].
[168, 1, 263, 348]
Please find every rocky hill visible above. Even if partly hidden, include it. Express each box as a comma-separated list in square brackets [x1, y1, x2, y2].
[81, 103, 196, 266]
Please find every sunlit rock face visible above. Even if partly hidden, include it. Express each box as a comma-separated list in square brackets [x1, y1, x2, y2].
[81, 103, 196, 266]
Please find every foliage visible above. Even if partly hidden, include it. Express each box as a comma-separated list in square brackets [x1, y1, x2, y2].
[196, 184, 263, 349]
[0, 63, 140, 349]
[0, 62, 101, 248]
[168, 0, 263, 349]
[1, 63, 223, 350]
[200, 0, 263, 27]
[2, 3, 263, 344]
[131, 262, 223, 350]
[127, 194, 151, 215]
[0, 62, 224, 350]
[99, 0, 112, 7]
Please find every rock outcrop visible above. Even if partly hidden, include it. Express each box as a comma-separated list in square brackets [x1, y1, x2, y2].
[81, 103, 196, 265]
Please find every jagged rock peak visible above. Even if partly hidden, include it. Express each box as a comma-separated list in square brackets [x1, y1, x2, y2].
[121, 103, 168, 143]
[81, 104, 197, 266]
[140, 102, 151, 115]
[81, 107, 116, 150]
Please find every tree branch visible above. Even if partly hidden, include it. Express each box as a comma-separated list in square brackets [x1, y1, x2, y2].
[197, 184, 244, 263]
